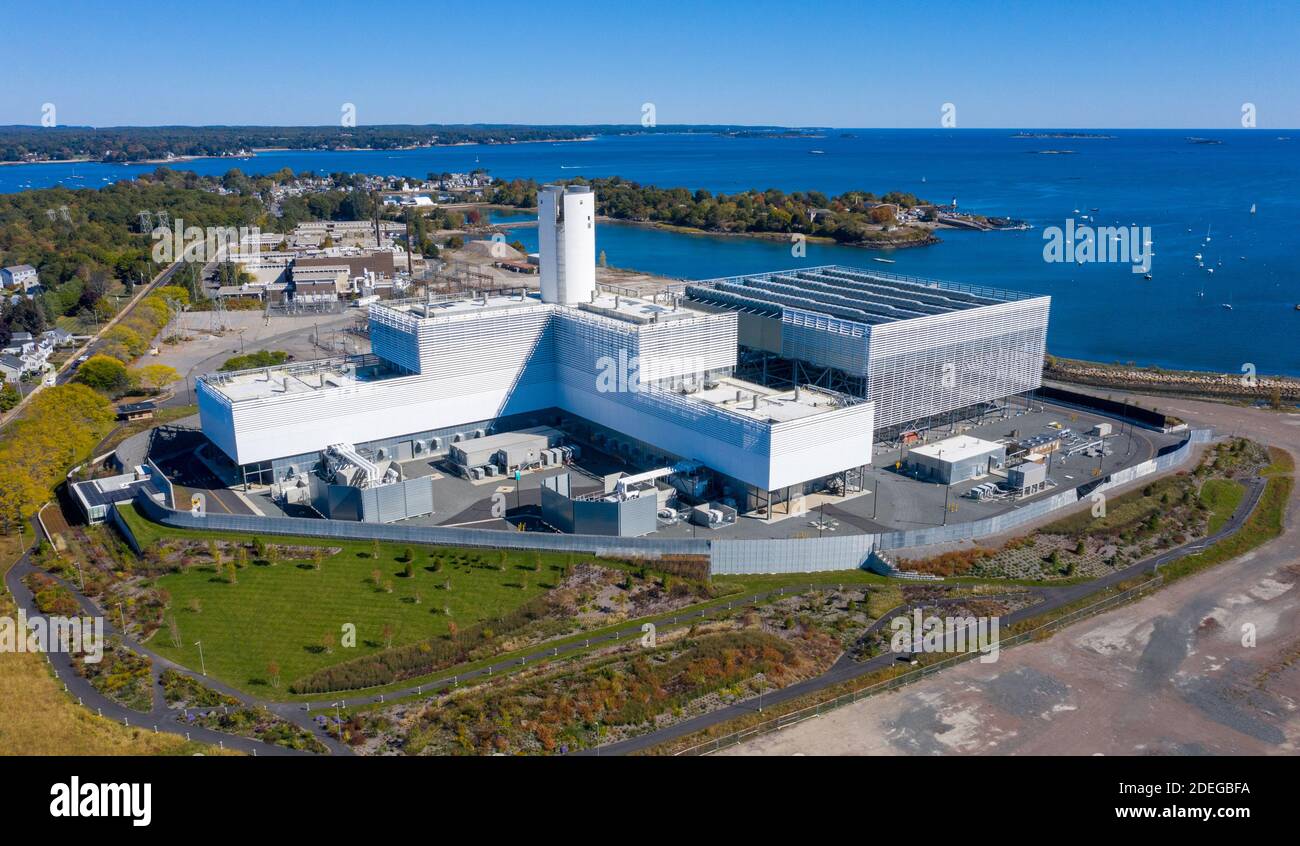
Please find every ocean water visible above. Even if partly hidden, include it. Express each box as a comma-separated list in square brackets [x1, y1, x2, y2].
[3, 130, 1297, 374]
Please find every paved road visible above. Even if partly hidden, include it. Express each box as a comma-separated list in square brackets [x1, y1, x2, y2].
[4, 514, 350, 756]
[0, 258, 192, 433]
[583, 469, 1268, 755]
[716, 394, 1300, 756]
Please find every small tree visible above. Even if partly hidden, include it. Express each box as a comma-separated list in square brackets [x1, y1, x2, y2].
[312, 548, 324, 571]
[267, 660, 281, 689]
[403, 546, 415, 563]
[252, 537, 266, 558]
[225, 562, 237, 584]
[371, 539, 380, 560]
[380, 623, 395, 649]
[208, 540, 222, 568]
[235, 546, 249, 569]
[371, 569, 382, 589]
[320, 632, 335, 654]
[403, 561, 414, 578]
[264, 544, 279, 566]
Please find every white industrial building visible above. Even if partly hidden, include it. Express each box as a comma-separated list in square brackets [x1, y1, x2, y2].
[684, 266, 1051, 436]
[198, 184, 1049, 523]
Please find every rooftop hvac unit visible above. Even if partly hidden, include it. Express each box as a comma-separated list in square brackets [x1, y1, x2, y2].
[473, 428, 486, 439]
[453, 432, 464, 442]
[485, 464, 500, 477]
[430, 436, 442, 450]
[375, 447, 387, 460]
[413, 440, 425, 454]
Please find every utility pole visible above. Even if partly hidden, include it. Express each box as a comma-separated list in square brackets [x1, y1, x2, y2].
[195, 640, 206, 676]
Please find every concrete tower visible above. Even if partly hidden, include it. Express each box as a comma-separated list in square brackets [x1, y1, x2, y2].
[538, 184, 595, 305]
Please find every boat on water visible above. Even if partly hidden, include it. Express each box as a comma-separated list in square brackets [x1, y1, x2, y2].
[809, 150, 825, 155]
[1194, 252, 1203, 260]
[1143, 273, 1153, 280]
[1222, 303, 1233, 310]
[1250, 203, 1257, 214]
[873, 257, 896, 264]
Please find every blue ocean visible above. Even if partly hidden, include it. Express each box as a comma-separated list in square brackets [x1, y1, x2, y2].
[2, 130, 1297, 374]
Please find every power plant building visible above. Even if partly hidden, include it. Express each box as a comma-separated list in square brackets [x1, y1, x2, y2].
[684, 266, 1050, 435]
[197, 187, 1049, 524]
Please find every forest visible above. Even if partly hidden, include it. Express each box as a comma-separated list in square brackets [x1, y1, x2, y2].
[0, 124, 775, 163]
[490, 176, 936, 245]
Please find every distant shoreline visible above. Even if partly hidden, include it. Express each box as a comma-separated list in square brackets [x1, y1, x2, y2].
[0, 136, 601, 167]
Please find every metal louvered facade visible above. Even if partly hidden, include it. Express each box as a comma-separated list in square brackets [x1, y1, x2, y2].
[198, 294, 875, 494]
[685, 265, 1050, 430]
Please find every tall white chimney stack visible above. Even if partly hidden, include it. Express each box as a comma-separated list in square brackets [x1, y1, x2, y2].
[538, 184, 596, 305]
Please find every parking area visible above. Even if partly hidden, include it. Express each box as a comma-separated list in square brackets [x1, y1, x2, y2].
[136, 399, 1188, 540]
[383, 400, 1186, 541]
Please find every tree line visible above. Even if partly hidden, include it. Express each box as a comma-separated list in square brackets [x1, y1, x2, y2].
[0, 124, 768, 164]
[490, 176, 936, 245]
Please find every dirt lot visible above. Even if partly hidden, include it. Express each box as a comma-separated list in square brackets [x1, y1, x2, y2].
[152, 308, 367, 401]
[723, 398, 1300, 756]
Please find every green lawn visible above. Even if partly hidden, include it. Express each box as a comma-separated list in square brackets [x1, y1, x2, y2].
[1040, 475, 1185, 536]
[1199, 478, 1246, 534]
[143, 532, 564, 695]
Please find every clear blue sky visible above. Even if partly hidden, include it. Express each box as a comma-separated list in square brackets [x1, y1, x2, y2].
[4, 0, 1297, 128]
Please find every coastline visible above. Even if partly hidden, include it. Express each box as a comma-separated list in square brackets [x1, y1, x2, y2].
[570, 215, 944, 250]
[2, 135, 601, 168]
[1044, 356, 1300, 404]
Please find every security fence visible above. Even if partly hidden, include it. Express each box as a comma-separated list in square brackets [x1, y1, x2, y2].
[125, 430, 1212, 575]
[672, 574, 1165, 756]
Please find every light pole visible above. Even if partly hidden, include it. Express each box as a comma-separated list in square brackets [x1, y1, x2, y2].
[195, 640, 206, 676]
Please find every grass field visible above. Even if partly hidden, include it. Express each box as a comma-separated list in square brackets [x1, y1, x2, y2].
[149, 539, 560, 694]
[1040, 475, 1184, 537]
[1161, 456, 1293, 584]
[1199, 478, 1246, 534]
[0, 532, 230, 755]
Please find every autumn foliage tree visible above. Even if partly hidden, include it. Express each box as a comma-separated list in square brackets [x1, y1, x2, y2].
[0, 384, 115, 531]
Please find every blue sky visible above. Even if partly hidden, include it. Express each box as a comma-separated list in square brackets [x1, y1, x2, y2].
[3, 0, 1297, 128]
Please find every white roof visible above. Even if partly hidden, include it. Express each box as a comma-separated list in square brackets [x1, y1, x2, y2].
[909, 435, 1005, 463]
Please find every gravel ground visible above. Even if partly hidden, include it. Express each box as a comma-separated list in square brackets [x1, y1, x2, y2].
[721, 397, 1300, 756]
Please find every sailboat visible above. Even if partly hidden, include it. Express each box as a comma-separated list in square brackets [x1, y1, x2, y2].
[1250, 203, 1257, 214]
[1204, 224, 1213, 243]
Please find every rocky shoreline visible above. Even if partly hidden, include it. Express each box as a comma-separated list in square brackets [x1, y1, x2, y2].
[1045, 357, 1300, 405]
